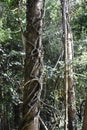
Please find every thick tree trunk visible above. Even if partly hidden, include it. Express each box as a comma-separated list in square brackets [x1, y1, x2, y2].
[61, 0, 77, 130]
[82, 95, 87, 130]
[19, 0, 45, 130]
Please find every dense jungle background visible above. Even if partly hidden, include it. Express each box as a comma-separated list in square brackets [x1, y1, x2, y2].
[0, 0, 87, 130]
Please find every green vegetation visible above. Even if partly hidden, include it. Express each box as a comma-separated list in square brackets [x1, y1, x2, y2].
[0, 0, 87, 130]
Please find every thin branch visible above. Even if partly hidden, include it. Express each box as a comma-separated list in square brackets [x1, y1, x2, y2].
[39, 117, 48, 130]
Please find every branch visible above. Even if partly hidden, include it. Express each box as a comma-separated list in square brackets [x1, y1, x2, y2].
[41, 101, 60, 113]
[39, 117, 48, 130]
[54, 50, 64, 69]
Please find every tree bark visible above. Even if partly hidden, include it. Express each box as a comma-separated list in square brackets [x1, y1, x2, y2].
[82, 95, 87, 130]
[19, 0, 45, 130]
[61, 0, 68, 129]
[67, 1, 77, 130]
[61, 0, 77, 130]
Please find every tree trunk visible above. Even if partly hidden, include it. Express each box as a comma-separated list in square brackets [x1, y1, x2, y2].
[61, 0, 68, 129]
[67, 1, 77, 130]
[61, 0, 77, 130]
[19, 0, 45, 130]
[68, 21, 77, 130]
[82, 95, 87, 130]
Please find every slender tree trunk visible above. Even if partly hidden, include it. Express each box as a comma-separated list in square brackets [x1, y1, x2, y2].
[67, 1, 77, 130]
[61, 0, 77, 130]
[82, 95, 87, 130]
[61, 0, 68, 129]
[67, 18, 77, 130]
[19, 0, 45, 130]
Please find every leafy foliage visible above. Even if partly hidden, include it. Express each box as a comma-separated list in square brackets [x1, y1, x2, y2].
[0, 1, 23, 129]
[0, 0, 87, 129]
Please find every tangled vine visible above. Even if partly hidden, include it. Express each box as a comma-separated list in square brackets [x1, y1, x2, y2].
[19, 0, 46, 130]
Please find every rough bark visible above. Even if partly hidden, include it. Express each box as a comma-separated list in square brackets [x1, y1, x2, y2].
[67, 1, 77, 130]
[82, 95, 87, 130]
[61, 0, 77, 130]
[68, 25, 77, 130]
[61, 0, 68, 129]
[19, 0, 45, 130]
